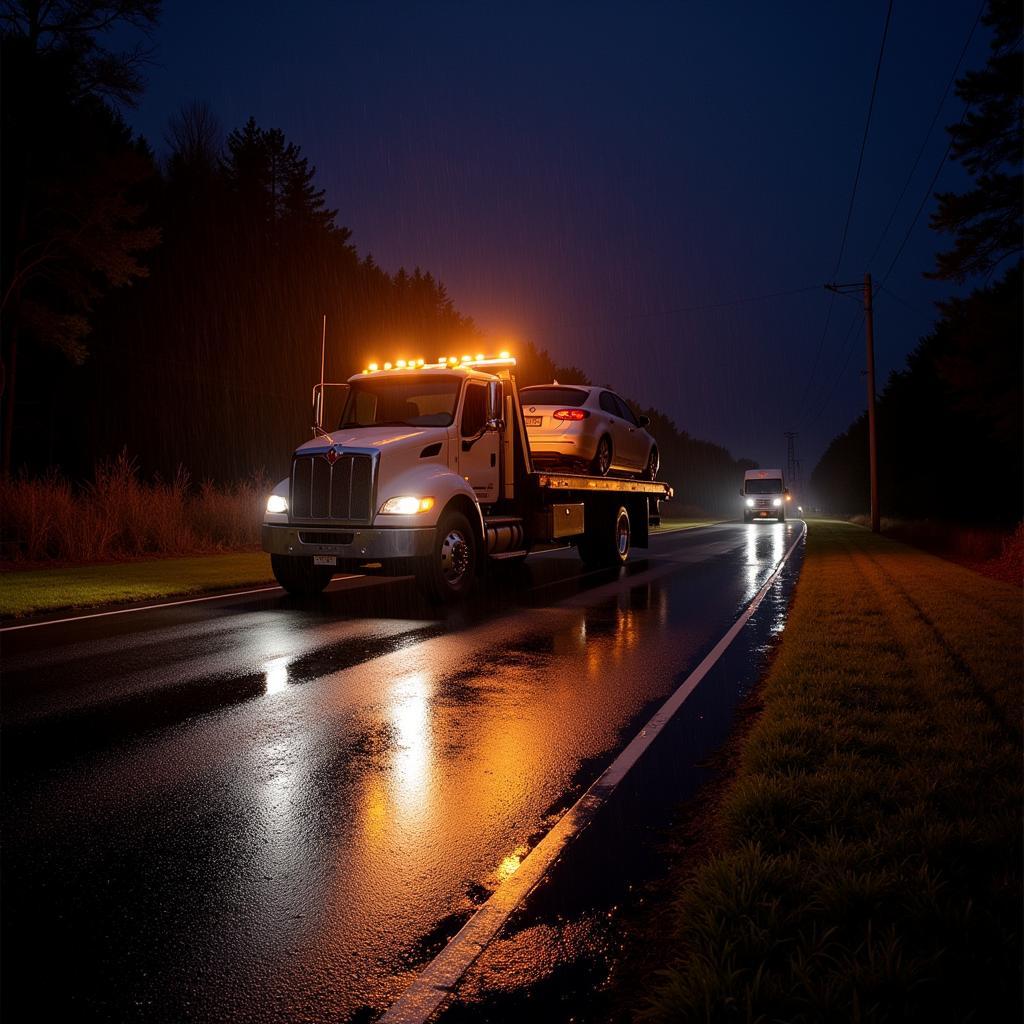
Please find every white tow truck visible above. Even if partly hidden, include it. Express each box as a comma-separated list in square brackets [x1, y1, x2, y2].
[262, 354, 673, 602]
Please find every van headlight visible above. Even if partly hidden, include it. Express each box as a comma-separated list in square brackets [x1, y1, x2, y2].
[379, 496, 435, 515]
[772, 498, 782, 507]
[266, 494, 288, 514]
[745, 498, 754, 508]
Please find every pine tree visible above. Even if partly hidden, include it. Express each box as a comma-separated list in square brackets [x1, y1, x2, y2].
[928, 0, 1022, 282]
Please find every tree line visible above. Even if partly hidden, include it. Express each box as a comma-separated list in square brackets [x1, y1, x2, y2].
[1, 1, 753, 514]
[811, 0, 1022, 525]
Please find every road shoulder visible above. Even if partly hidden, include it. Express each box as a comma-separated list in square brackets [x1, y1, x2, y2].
[618, 519, 1022, 1021]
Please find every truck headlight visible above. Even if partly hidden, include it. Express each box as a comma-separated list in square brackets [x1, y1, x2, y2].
[745, 498, 754, 508]
[379, 496, 435, 515]
[772, 498, 782, 507]
[266, 494, 288, 514]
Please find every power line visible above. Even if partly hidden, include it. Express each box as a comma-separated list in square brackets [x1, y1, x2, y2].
[831, 0, 894, 279]
[792, 1, 893, 421]
[798, 308, 864, 433]
[877, 283, 935, 324]
[866, 0, 986, 271]
[877, 101, 971, 289]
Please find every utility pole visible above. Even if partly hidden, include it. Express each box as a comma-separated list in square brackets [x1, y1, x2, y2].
[824, 275, 880, 532]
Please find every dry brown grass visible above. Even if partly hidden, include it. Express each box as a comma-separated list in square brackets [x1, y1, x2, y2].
[1, 453, 267, 564]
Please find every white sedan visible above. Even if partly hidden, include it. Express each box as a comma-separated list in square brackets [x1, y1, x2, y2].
[520, 384, 659, 478]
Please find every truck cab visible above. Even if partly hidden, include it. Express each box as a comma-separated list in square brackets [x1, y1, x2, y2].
[742, 468, 789, 522]
[262, 355, 672, 602]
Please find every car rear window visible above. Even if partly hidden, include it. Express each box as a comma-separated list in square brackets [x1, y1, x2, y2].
[520, 387, 588, 407]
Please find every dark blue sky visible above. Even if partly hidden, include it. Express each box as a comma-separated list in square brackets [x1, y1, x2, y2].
[123, 1, 989, 475]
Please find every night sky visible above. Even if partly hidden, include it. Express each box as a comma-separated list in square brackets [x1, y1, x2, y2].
[120, 1, 989, 474]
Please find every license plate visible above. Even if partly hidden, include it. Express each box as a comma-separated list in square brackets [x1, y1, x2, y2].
[525, 416, 542, 427]
[313, 555, 337, 566]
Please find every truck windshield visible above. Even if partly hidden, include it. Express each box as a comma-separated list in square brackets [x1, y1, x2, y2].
[339, 376, 461, 428]
[745, 479, 784, 494]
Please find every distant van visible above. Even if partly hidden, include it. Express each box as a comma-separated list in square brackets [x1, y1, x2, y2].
[742, 469, 789, 522]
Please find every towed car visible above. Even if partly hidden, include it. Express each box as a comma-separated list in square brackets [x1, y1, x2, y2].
[520, 384, 659, 478]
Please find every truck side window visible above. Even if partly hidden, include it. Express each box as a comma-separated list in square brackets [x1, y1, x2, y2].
[599, 391, 619, 416]
[461, 382, 487, 437]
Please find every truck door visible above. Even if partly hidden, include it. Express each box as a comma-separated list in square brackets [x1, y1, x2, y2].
[458, 380, 500, 504]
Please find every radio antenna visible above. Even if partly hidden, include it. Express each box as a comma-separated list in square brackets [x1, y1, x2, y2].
[316, 314, 327, 429]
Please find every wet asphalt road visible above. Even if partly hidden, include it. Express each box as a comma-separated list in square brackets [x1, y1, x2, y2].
[1, 521, 804, 1023]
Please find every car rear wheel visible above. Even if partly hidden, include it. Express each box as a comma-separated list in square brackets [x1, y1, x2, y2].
[590, 435, 612, 476]
[641, 446, 659, 480]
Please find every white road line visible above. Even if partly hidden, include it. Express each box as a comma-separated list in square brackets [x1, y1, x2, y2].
[0, 577, 360, 633]
[380, 521, 807, 1024]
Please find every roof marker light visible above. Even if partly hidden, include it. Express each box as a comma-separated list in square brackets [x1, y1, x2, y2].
[396, 359, 407, 368]
[368, 362, 378, 372]
[384, 361, 393, 370]
[499, 350, 510, 359]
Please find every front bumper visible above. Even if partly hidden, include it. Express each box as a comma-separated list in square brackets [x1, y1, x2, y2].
[262, 524, 435, 560]
[746, 505, 783, 519]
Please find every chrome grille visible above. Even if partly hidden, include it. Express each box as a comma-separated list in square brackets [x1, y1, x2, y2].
[290, 452, 374, 523]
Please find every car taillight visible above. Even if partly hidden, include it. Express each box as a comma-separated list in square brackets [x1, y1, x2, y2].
[553, 409, 589, 420]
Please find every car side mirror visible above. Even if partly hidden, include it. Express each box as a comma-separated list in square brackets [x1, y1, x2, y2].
[637, 415, 650, 428]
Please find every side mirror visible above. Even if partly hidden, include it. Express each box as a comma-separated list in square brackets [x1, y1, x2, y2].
[638, 415, 651, 428]
[486, 380, 503, 429]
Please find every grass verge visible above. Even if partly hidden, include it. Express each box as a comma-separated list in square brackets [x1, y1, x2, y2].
[635, 519, 1022, 1022]
[652, 518, 720, 533]
[0, 552, 274, 619]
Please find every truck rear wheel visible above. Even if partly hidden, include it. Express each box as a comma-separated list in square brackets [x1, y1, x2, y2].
[416, 509, 477, 603]
[271, 554, 335, 596]
[578, 503, 630, 568]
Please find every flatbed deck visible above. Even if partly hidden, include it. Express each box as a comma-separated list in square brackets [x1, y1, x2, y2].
[533, 471, 673, 499]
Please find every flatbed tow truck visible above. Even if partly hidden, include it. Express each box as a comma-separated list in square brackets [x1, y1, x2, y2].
[262, 354, 672, 602]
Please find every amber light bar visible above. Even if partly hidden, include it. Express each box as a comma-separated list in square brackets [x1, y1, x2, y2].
[362, 351, 515, 374]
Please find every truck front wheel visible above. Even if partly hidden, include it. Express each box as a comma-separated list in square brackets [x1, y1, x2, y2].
[416, 509, 477, 603]
[271, 554, 335, 596]
[578, 503, 630, 568]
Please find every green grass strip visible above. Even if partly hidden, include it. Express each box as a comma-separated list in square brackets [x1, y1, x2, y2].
[652, 518, 721, 532]
[1, 553, 274, 618]
[640, 520, 1022, 1022]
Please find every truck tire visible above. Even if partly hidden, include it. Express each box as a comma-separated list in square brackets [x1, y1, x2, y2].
[271, 554, 335, 596]
[578, 503, 630, 568]
[415, 509, 477, 603]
